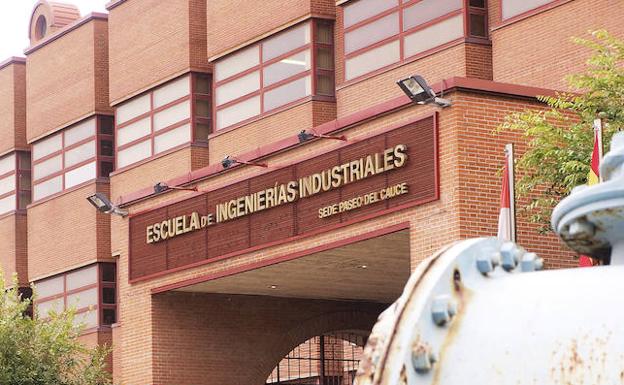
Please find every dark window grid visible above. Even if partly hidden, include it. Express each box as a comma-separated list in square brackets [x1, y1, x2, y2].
[214, 20, 334, 131]
[0, 151, 32, 212]
[191, 73, 213, 143]
[466, 0, 489, 39]
[114, 73, 211, 170]
[31, 116, 114, 200]
[313, 20, 336, 97]
[99, 263, 117, 326]
[343, 5, 464, 61]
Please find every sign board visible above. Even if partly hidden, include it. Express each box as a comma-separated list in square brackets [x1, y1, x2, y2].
[129, 116, 438, 280]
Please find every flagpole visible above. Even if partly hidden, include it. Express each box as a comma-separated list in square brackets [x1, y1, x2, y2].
[505, 143, 517, 243]
[594, 118, 604, 182]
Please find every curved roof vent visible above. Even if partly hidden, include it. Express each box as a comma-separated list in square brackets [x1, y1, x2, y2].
[29, 1, 81, 45]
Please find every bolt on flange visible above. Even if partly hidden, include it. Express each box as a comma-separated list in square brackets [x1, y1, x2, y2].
[520, 252, 544, 272]
[500, 242, 524, 272]
[476, 251, 501, 275]
[431, 294, 457, 326]
[411, 343, 436, 374]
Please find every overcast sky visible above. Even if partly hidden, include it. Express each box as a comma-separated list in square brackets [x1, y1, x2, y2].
[0, 1, 108, 60]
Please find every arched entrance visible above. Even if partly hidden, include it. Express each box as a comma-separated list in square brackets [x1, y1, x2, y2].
[266, 331, 367, 385]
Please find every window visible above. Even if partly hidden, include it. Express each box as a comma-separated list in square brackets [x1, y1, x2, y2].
[502, 0, 554, 20]
[342, 0, 488, 81]
[31, 116, 114, 202]
[115, 73, 211, 169]
[34, 263, 117, 330]
[0, 151, 31, 215]
[214, 19, 335, 131]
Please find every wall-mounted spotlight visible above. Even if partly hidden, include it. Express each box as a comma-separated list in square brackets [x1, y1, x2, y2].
[221, 155, 268, 169]
[86, 192, 128, 217]
[298, 130, 347, 143]
[397, 75, 451, 107]
[153, 182, 198, 194]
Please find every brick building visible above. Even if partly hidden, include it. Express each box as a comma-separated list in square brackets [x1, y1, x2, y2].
[0, 0, 620, 384]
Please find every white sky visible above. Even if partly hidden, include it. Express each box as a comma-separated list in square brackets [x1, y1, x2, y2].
[0, 1, 108, 60]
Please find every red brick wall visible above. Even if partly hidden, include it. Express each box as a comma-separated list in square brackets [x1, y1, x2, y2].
[26, 18, 110, 142]
[454, 91, 574, 267]
[151, 292, 384, 385]
[0, 62, 27, 154]
[27, 182, 111, 280]
[207, 0, 334, 58]
[108, 0, 209, 105]
[491, 0, 624, 90]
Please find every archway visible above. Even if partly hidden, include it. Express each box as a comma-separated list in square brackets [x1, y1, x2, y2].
[266, 330, 368, 385]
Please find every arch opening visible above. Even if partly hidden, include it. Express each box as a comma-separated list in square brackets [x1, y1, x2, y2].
[35, 15, 47, 41]
[266, 331, 367, 385]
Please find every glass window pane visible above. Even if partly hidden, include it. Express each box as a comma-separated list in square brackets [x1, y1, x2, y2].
[33, 176, 62, 200]
[116, 94, 151, 125]
[35, 275, 64, 298]
[345, 12, 399, 54]
[18, 152, 31, 170]
[154, 100, 191, 132]
[66, 265, 98, 291]
[100, 140, 114, 157]
[215, 71, 260, 106]
[264, 76, 311, 111]
[117, 117, 151, 147]
[403, 14, 464, 58]
[100, 162, 113, 178]
[117, 140, 152, 169]
[33, 155, 62, 181]
[153, 75, 190, 108]
[470, 0, 485, 7]
[0, 154, 15, 175]
[64, 118, 96, 147]
[102, 288, 116, 304]
[343, 0, 397, 28]
[345, 40, 400, 80]
[0, 175, 15, 195]
[0, 194, 16, 215]
[195, 123, 211, 141]
[64, 140, 95, 168]
[316, 46, 334, 70]
[502, 0, 552, 19]
[32, 133, 62, 161]
[194, 74, 211, 94]
[74, 309, 98, 329]
[64, 161, 96, 189]
[18, 190, 31, 209]
[403, 0, 462, 31]
[67, 287, 98, 309]
[315, 21, 333, 44]
[470, 13, 487, 37]
[36, 298, 64, 318]
[99, 116, 114, 135]
[101, 264, 116, 282]
[195, 99, 211, 118]
[216, 96, 261, 130]
[263, 23, 311, 62]
[215, 45, 260, 82]
[154, 124, 191, 154]
[103, 309, 116, 325]
[316, 73, 334, 96]
[263, 51, 311, 87]
[18, 172, 31, 191]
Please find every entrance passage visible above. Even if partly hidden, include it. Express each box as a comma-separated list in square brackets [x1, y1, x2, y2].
[266, 332, 366, 385]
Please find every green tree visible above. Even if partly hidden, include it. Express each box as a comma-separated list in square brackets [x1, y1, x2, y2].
[497, 30, 623, 232]
[0, 273, 111, 385]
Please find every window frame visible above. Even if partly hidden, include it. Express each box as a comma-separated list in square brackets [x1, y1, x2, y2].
[34, 262, 117, 332]
[114, 73, 211, 171]
[213, 19, 335, 132]
[0, 151, 31, 216]
[31, 116, 114, 203]
[340, 0, 489, 84]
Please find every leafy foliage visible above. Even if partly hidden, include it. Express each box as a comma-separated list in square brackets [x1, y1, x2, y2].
[497, 30, 623, 232]
[0, 273, 111, 385]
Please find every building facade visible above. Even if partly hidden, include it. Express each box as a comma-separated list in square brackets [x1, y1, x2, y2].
[0, 0, 621, 384]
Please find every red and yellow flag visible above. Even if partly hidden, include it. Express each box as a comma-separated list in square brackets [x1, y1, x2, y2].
[579, 119, 602, 267]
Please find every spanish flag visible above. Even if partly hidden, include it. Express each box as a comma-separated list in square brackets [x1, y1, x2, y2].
[579, 119, 603, 267]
